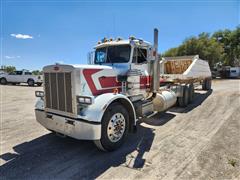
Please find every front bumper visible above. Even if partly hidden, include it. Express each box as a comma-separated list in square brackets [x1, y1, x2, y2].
[35, 109, 101, 140]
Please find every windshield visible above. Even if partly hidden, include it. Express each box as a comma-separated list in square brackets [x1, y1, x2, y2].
[94, 45, 131, 64]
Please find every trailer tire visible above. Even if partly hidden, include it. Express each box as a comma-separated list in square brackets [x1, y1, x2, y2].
[94, 102, 129, 151]
[206, 79, 212, 90]
[177, 85, 189, 107]
[202, 78, 212, 90]
[0, 78, 7, 85]
[188, 83, 194, 103]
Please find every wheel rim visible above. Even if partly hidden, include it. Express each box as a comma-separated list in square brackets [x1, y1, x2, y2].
[107, 113, 126, 142]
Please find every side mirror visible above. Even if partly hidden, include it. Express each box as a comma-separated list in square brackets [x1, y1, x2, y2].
[87, 51, 95, 64]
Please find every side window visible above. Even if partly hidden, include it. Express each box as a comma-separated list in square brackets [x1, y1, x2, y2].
[24, 72, 32, 75]
[132, 48, 147, 64]
[16, 71, 23, 75]
[9, 71, 16, 75]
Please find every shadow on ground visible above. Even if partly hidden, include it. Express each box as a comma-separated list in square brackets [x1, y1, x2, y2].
[0, 90, 212, 179]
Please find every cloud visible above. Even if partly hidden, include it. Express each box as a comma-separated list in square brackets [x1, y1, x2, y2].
[5, 55, 21, 59]
[10, 33, 33, 39]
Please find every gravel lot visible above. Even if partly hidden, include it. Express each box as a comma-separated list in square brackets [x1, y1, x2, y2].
[0, 80, 240, 179]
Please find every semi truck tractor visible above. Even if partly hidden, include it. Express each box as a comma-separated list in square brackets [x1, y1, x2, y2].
[35, 29, 212, 151]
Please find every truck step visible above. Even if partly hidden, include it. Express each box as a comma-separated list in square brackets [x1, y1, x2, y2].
[145, 111, 158, 118]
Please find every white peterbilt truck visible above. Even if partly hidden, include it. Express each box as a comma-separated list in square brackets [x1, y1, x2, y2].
[35, 29, 212, 151]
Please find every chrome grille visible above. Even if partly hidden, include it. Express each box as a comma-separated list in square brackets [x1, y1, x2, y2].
[44, 72, 73, 113]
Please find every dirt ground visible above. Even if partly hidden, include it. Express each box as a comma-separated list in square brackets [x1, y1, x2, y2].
[0, 80, 240, 180]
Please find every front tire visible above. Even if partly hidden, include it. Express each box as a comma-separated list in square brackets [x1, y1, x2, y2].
[94, 102, 129, 151]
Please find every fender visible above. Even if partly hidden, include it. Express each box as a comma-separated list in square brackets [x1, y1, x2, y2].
[79, 93, 137, 125]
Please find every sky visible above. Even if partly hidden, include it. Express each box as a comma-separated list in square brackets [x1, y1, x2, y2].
[1, 0, 239, 70]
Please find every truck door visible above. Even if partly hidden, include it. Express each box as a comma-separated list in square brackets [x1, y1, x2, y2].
[23, 71, 32, 82]
[8, 71, 23, 82]
[130, 47, 150, 93]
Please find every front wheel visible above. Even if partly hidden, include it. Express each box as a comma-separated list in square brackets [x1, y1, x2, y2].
[94, 102, 129, 151]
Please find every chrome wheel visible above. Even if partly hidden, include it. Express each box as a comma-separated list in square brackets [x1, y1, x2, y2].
[107, 113, 126, 142]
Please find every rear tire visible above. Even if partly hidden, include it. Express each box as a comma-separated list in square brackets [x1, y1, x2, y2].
[94, 102, 129, 151]
[37, 83, 42, 86]
[0, 78, 7, 85]
[177, 85, 189, 107]
[27, 79, 35, 86]
[188, 83, 194, 103]
[202, 78, 212, 90]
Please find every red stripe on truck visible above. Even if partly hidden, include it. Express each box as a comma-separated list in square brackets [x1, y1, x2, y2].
[83, 69, 121, 96]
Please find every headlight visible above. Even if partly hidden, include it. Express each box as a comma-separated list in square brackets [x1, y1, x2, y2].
[76, 96, 93, 105]
[35, 91, 44, 97]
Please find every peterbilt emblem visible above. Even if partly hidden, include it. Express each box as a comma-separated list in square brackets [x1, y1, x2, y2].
[54, 66, 59, 71]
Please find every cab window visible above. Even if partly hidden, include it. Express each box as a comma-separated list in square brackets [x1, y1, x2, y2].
[16, 71, 23, 75]
[132, 48, 147, 64]
[24, 72, 32, 75]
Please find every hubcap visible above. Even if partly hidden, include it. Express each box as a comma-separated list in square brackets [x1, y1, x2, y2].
[107, 113, 126, 142]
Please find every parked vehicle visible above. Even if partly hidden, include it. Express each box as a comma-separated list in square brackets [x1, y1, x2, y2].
[0, 69, 43, 86]
[35, 29, 212, 151]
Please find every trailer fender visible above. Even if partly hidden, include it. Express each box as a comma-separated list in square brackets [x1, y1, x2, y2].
[80, 93, 137, 132]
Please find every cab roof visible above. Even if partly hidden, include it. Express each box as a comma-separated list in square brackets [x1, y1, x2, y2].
[94, 38, 152, 49]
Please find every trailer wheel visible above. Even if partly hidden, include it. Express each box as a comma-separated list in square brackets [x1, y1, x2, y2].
[206, 79, 212, 90]
[0, 78, 7, 85]
[177, 85, 189, 107]
[188, 83, 194, 103]
[94, 102, 129, 151]
[202, 78, 212, 90]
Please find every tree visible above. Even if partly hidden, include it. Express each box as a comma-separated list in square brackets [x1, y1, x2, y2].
[0, 65, 16, 73]
[32, 70, 43, 75]
[163, 32, 224, 68]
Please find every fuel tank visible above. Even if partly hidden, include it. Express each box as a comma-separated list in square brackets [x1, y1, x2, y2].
[153, 91, 177, 112]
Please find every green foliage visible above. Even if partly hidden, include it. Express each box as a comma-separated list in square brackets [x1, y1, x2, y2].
[32, 70, 43, 75]
[164, 27, 240, 68]
[0, 65, 16, 73]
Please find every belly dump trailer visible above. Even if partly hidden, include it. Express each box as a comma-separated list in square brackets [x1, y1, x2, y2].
[35, 29, 212, 151]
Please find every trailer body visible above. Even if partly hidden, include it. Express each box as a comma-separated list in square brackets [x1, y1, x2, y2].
[35, 29, 212, 151]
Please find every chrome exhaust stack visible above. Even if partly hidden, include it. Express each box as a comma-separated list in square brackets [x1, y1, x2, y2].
[149, 28, 160, 93]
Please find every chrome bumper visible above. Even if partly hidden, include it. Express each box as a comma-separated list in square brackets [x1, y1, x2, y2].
[35, 109, 101, 140]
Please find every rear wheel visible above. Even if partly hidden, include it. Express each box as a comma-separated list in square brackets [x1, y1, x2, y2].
[94, 102, 129, 151]
[188, 83, 194, 103]
[177, 85, 189, 107]
[0, 78, 7, 85]
[27, 79, 35, 86]
[37, 83, 42, 86]
[202, 78, 212, 90]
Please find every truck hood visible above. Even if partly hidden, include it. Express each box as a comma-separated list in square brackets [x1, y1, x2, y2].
[43, 64, 129, 75]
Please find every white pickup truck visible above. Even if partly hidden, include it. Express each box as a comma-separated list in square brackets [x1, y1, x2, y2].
[0, 69, 43, 86]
